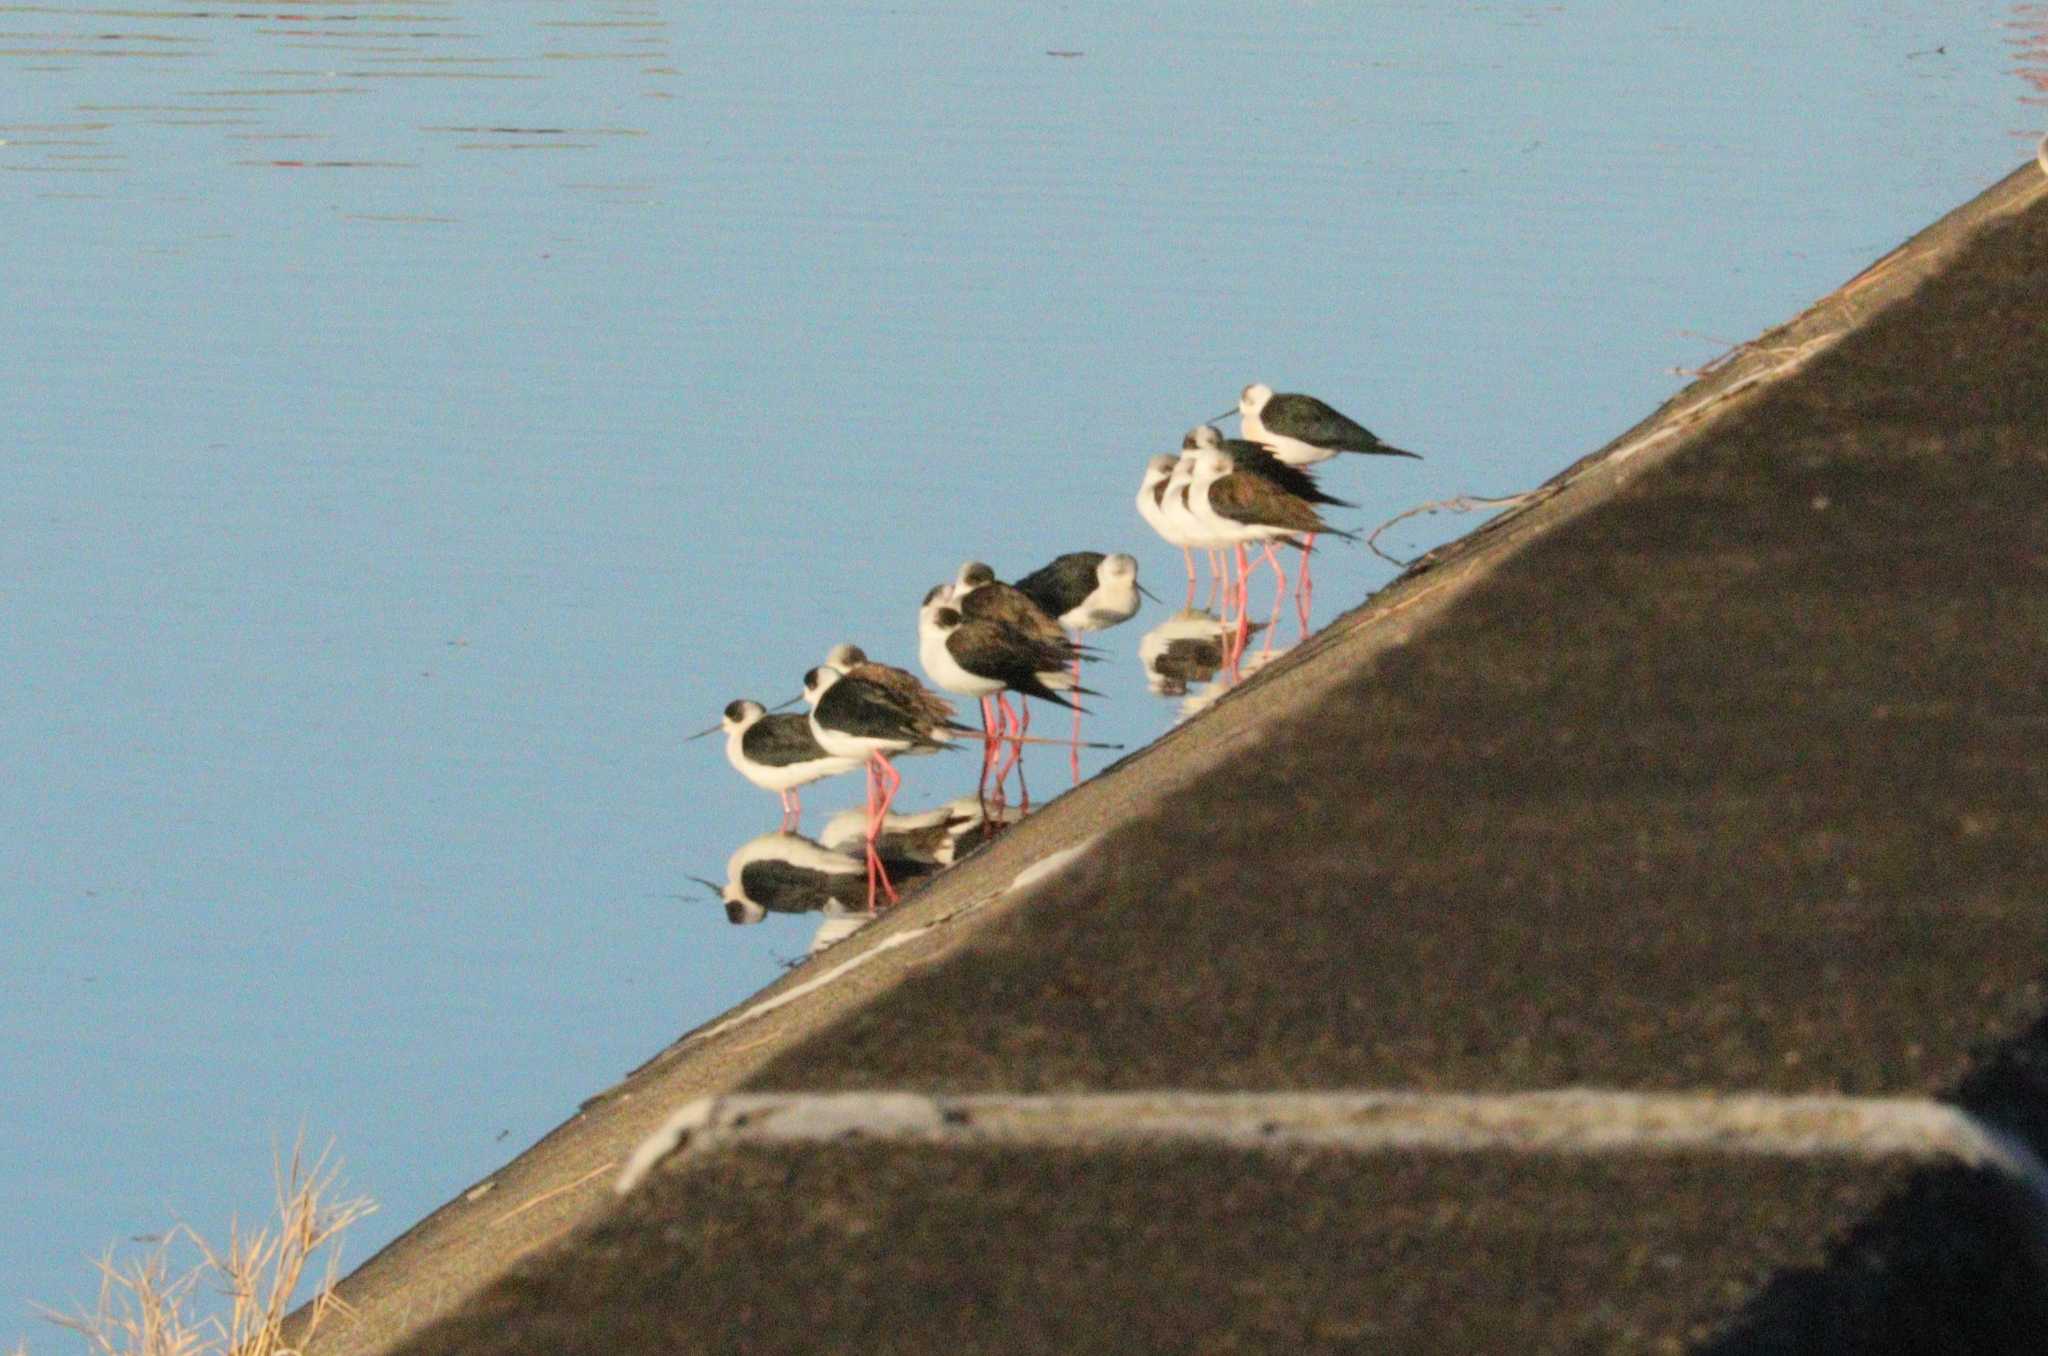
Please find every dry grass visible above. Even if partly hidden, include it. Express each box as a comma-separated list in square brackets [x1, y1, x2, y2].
[34, 1138, 374, 1356]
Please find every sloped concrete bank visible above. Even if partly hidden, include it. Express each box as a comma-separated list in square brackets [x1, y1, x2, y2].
[303, 158, 2048, 1356]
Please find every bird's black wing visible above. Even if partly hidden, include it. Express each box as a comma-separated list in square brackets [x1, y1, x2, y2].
[817, 675, 927, 744]
[1013, 551, 1104, 619]
[1264, 392, 1420, 457]
[741, 714, 830, 768]
[1223, 440, 1355, 507]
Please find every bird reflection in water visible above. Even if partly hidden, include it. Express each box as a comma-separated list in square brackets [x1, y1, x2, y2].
[693, 797, 1034, 955]
[820, 795, 1028, 865]
[1138, 609, 1288, 717]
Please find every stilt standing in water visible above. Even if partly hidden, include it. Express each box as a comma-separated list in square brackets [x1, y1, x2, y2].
[688, 699, 860, 831]
[918, 587, 1088, 815]
[803, 663, 958, 910]
[1137, 454, 1209, 606]
[1013, 550, 1151, 782]
[949, 562, 1089, 805]
[1184, 438, 1354, 669]
[1229, 381, 1422, 631]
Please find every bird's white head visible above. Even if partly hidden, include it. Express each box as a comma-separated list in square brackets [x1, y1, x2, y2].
[824, 643, 866, 671]
[1100, 553, 1139, 584]
[956, 561, 997, 592]
[801, 665, 842, 707]
[1142, 453, 1177, 484]
[1188, 442, 1232, 480]
[1239, 383, 1274, 418]
[1182, 424, 1224, 452]
[722, 698, 766, 731]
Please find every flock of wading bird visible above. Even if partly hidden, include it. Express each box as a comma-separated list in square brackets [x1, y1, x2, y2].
[689, 381, 1423, 930]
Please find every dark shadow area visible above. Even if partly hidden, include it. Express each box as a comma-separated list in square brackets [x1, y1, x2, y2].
[399, 1143, 1962, 1356]
[1698, 1161, 2048, 1353]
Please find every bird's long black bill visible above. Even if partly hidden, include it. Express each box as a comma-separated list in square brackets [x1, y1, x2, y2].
[1208, 407, 1236, 424]
[685, 875, 724, 898]
[1135, 582, 1163, 603]
[685, 721, 722, 741]
[766, 692, 804, 712]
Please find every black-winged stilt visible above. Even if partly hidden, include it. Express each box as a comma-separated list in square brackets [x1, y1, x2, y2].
[1013, 550, 1153, 781]
[917, 585, 1089, 812]
[803, 662, 959, 910]
[1185, 437, 1353, 666]
[688, 699, 861, 831]
[1232, 382, 1423, 466]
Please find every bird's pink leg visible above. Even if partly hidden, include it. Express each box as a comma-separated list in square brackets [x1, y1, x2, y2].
[1015, 698, 1032, 812]
[871, 755, 901, 905]
[1182, 548, 1198, 608]
[977, 695, 1001, 816]
[1068, 637, 1085, 786]
[864, 759, 883, 911]
[1207, 549, 1226, 611]
[1230, 542, 1255, 675]
[987, 694, 1011, 801]
[1296, 535, 1317, 639]
[992, 693, 1023, 800]
[780, 788, 799, 832]
[1261, 542, 1287, 657]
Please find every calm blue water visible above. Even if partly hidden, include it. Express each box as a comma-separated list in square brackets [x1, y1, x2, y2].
[5, 0, 2040, 1339]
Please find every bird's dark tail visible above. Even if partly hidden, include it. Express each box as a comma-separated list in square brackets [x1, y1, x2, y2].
[1354, 443, 1422, 460]
[1018, 677, 1097, 712]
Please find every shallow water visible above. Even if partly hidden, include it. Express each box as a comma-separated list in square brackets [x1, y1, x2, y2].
[4, 0, 2042, 1336]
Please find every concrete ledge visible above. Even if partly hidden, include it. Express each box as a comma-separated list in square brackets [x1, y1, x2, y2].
[618, 1089, 2048, 1199]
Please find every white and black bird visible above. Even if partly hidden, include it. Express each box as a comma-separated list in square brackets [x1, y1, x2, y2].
[918, 583, 1092, 812]
[951, 562, 1095, 659]
[819, 643, 964, 727]
[1013, 551, 1153, 782]
[1135, 454, 1205, 600]
[803, 661, 961, 909]
[1185, 436, 1356, 664]
[1162, 438, 1252, 612]
[1190, 421, 1357, 639]
[1013, 551, 1153, 633]
[940, 564, 1090, 770]
[1140, 451, 1230, 605]
[688, 699, 860, 831]
[1187, 425, 1354, 519]
[695, 832, 871, 926]
[1233, 382, 1423, 467]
